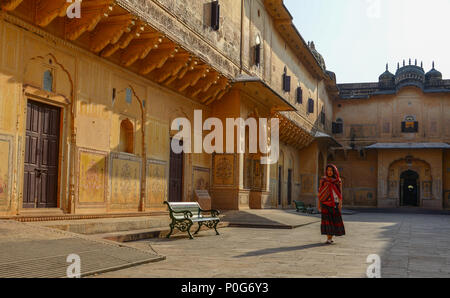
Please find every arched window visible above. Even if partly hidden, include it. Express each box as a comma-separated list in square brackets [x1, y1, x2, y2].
[254, 35, 261, 67]
[333, 118, 344, 134]
[43, 70, 53, 92]
[282, 67, 291, 92]
[402, 115, 418, 133]
[119, 119, 134, 154]
[125, 88, 132, 104]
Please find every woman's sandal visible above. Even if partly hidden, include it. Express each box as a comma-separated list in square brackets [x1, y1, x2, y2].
[325, 240, 333, 245]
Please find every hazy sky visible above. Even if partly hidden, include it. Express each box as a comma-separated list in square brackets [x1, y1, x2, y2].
[284, 0, 450, 83]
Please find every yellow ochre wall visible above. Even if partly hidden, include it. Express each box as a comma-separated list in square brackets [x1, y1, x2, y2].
[0, 17, 216, 216]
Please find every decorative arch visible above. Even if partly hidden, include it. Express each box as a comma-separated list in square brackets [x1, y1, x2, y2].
[21, 53, 75, 213]
[23, 53, 74, 104]
[387, 156, 433, 205]
[119, 119, 134, 154]
[168, 107, 190, 138]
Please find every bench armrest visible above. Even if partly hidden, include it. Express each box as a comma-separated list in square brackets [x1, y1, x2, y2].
[199, 209, 220, 217]
[171, 210, 193, 220]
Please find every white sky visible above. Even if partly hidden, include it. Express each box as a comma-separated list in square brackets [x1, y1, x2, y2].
[284, 0, 450, 83]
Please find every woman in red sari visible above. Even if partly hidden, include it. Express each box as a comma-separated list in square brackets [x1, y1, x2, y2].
[318, 164, 346, 244]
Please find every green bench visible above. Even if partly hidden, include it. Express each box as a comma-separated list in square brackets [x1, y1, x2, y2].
[294, 201, 307, 213]
[164, 201, 220, 240]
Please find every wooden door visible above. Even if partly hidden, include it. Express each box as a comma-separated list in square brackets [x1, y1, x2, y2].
[23, 100, 60, 208]
[287, 169, 292, 206]
[169, 139, 183, 202]
[278, 166, 282, 207]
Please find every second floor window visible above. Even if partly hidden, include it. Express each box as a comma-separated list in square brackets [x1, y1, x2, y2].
[402, 115, 418, 133]
[254, 35, 261, 67]
[332, 119, 344, 134]
[320, 108, 326, 125]
[296, 87, 303, 104]
[307, 98, 314, 114]
[282, 67, 291, 92]
[211, 1, 220, 31]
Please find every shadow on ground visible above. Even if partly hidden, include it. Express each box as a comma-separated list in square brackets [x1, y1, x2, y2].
[234, 242, 326, 258]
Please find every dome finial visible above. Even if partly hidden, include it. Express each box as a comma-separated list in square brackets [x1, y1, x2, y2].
[409, 58, 411, 65]
[432, 61, 435, 69]
[415, 59, 417, 66]
[397, 62, 400, 69]
[421, 61, 423, 68]
[403, 60, 405, 67]
[386, 63, 388, 71]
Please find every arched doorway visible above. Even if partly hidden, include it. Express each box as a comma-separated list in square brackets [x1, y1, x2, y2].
[400, 170, 419, 207]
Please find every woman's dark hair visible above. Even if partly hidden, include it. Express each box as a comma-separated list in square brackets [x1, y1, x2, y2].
[326, 165, 336, 178]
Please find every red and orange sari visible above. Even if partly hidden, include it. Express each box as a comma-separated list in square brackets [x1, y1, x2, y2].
[318, 164, 346, 237]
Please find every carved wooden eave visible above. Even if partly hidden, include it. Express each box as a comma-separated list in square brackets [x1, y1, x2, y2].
[272, 112, 315, 150]
[3, 0, 231, 106]
[263, 0, 336, 87]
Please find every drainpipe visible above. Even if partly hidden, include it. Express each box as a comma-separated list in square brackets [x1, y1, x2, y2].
[239, 0, 244, 74]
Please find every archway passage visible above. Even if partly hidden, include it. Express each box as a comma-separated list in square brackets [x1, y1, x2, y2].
[400, 170, 419, 207]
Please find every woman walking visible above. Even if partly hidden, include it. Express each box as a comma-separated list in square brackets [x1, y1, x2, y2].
[318, 164, 346, 244]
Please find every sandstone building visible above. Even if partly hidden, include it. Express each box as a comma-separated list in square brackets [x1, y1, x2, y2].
[332, 61, 450, 210]
[0, 0, 446, 219]
[0, 0, 338, 218]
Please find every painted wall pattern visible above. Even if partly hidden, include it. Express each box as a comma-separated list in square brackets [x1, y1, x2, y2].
[213, 155, 234, 186]
[146, 160, 167, 208]
[193, 167, 210, 191]
[111, 156, 141, 209]
[0, 139, 11, 207]
[78, 150, 106, 204]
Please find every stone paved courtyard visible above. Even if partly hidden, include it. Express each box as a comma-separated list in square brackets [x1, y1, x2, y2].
[94, 211, 450, 278]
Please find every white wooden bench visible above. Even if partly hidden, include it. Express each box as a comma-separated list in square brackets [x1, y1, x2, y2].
[164, 201, 220, 239]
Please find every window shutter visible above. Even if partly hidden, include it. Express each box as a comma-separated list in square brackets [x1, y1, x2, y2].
[211, 1, 220, 31]
[296, 87, 302, 104]
[321, 111, 326, 125]
[255, 44, 261, 66]
[308, 98, 314, 113]
[283, 73, 291, 92]
[414, 122, 419, 132]
[401, 122, 406, 133]
[332, 122, 337, 134]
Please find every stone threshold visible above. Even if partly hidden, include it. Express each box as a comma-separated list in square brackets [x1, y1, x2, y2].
[0, 211, 169, 222]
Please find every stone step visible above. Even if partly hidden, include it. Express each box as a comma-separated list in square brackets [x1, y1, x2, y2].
[95, 222, 230, 243]
[31, 216, 171, 235]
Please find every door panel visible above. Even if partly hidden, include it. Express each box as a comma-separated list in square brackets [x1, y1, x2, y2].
[169, 139, 183, 202]
[23, 100, 60, 209]
[287, 169, 292, 206]
[278, 166, 282, 206]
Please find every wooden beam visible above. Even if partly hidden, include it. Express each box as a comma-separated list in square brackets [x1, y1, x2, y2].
[146, 54, 191, 83]
[138, 43, 177, 75]
[120, 32, 163, 67]
[170, 65, 209, 92]
[0, 0, 24, 11]
[101, 21, 145, 57]
[200, 77, 228, 104]
[186, 71, 220, 97]
[89, 14, 134, 52]
[35, 0, 70, 27]
[65, 0, 115, 41]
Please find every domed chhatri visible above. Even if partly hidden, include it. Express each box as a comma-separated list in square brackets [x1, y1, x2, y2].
[379, 64, 395, 89]
[425, 62, 442, 86]
[340, 60, 449, 100]
[394, 59, 425, 90]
